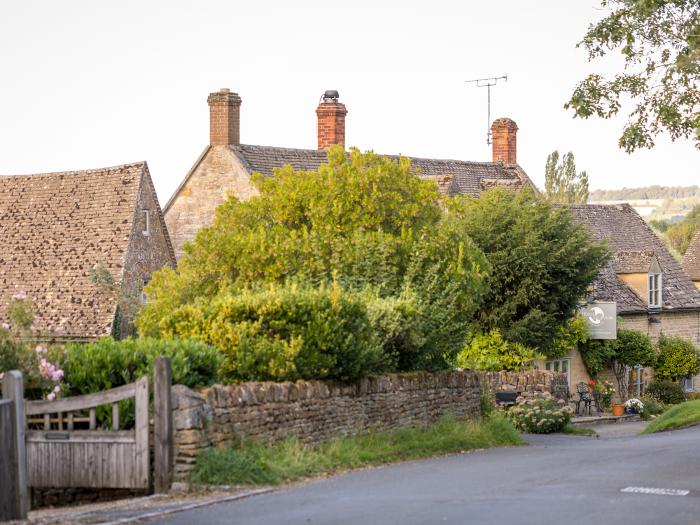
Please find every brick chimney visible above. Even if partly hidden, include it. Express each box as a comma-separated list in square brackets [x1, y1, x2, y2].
[316, 90, 347, 149]
[491, 118, 518, 165]
[207, 88, 242, 146]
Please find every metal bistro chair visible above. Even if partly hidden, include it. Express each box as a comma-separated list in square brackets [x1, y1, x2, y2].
[574, 381, 594, 415]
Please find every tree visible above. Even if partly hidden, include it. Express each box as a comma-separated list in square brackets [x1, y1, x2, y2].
[446, 188, 610, 355]
[655, 334, 700, 382]
[566, 0, 700, 152]
[138, 146, 489, 373]
[665, 204, 700, 254]
[581, 328, 656, 402]
[544, 150, 590, 204]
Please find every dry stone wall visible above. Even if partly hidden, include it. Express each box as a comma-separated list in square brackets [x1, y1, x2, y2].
[172, 369, 567, 480]
[172, 371, 480, 480]
[478, 370, 569, 402]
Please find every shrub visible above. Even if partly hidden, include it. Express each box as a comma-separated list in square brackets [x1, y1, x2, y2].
[654, 334, 700, 382]
[506, 399, 573, 433]
[646, 380, 686, 405]
[638, 394, 666, 420]
[152, 284, 382, 382]
[61, 337, 222, 394]
[456, 330, 542, 372]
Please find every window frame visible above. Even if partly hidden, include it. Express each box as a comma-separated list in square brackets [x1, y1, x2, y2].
[648, 272, 662, 308]
[545, 358, 571, 387]
[142, 209, 150, 236]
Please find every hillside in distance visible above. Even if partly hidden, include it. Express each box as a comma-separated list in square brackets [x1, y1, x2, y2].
[589, 186, 700, 222]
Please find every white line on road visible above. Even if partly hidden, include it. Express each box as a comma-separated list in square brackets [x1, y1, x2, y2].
[621, 486, 689, 497]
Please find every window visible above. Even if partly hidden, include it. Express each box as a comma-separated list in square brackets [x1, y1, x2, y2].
[545, 358, 570, 386]
[140, 278, 150, 305]
[681, 376, 694, 393]
[626, 365, 645, 397]
[142, 210, 150, 236]
[648, 272, 662, 308]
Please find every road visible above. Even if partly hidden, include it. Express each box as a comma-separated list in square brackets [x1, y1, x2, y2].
[152, 425, 700, 525]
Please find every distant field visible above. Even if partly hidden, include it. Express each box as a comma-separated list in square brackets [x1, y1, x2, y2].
[588, 193, 700, 221]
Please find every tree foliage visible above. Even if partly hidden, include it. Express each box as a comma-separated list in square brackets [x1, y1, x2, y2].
[446, 189, 610, 356]
[566, 0, 700, 151]
[456, 330, 542, 372]
[580, 328, 656, 401]
[544, 151, 590, 204]
[138, 147, 489, 375]
[655, 333, 700, 381]
[665, 204, 700, 254]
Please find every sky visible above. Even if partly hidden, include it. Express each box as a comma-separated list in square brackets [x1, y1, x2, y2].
[0, 0, 697, 205]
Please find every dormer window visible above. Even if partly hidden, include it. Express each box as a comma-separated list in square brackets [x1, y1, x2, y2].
[142, 210, 150, 236]
[648, 272, 662, 308]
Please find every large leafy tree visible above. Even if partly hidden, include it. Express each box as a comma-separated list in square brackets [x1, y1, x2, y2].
[544, 150, 590, 204]
[566, 0, 700, 151]
[665, 204, 700, 254]
[446, 189, 610, 356]
[138, 146, 489, 371]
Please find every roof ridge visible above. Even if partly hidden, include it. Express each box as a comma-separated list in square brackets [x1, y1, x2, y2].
[0, 161, 147, 179]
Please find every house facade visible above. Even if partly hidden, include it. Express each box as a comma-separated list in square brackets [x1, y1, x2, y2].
[538, 204, 700, 394]
[163, 88, 537, 259]
[0, 162, 175, 341]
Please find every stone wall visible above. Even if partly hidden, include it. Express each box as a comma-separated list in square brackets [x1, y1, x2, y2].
[172, 370, 481, 480]
[478, 370, 568, 403]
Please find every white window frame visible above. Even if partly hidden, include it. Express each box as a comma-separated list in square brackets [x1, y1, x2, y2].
[142, 210, 150, 236]
[648, 272, 662, 308]
[625, 365, 645, 396]
[545, 358, 571, 386]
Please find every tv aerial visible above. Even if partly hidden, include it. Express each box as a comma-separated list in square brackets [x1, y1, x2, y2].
[465, 75, 508, 145]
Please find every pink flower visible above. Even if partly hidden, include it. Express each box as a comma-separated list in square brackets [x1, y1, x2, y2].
[51, 370, 64, 382]
[47, 392, 56, 401]
[11, 291, 27, 300]
[35, 345, 48, 354]
[53, 385, 61, 393]
[0, 372, 4, 380]
[1, 323, 9, 330]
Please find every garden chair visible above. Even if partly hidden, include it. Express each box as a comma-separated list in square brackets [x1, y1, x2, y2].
[574, 381, 594, 415]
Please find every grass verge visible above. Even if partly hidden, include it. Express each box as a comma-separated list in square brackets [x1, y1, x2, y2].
[559, 425, 597, 437]
[640, 400, 700, 434]
[190, 415, 523, 486]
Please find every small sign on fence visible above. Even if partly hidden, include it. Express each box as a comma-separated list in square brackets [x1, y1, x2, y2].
[579, 301, 617, 340]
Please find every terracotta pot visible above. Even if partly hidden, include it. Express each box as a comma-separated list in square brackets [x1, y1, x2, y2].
[612, 404, 625, 416]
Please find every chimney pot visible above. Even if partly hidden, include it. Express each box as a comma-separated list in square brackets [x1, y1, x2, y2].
[208, 88, 242, 146]
[491, 118, 518, 165]
[316, 90, 347, 150]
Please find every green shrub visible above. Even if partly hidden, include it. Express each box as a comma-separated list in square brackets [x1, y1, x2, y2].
[638, 394, 666, 420]
[153, 284, 382, 382]
[62, 337, 222, 393]
[506, 399, 573, 433]
[654, 334, 700, 382]
[456, 330, 542, 372]
[646, 380, 686, 405]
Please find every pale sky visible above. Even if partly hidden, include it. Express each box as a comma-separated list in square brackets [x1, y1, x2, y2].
[1, 0, 697, 205]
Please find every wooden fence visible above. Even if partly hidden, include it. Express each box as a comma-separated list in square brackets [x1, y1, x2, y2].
[0, 357, 173, 520]
[0, 371, 29, 521]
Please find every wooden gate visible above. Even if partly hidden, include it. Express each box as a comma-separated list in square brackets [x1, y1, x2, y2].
[25, 376, 150, 489]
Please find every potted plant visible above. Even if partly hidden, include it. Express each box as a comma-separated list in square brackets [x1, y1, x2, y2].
[624, 398, 644, 415]
[611, 403, 625, 416]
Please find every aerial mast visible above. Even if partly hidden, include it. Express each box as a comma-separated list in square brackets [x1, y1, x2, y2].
[465, 75, 508, 145]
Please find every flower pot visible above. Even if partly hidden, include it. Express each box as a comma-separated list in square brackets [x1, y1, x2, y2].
[612, 404, 625, 417]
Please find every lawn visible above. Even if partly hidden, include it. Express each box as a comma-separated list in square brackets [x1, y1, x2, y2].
[640, 400, 700, 434]
[190, 415, 524, 486]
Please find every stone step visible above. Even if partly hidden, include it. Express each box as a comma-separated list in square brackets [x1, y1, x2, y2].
[570, 414, 640, 426]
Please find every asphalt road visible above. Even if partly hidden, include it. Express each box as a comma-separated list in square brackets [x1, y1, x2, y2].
[153, 426, 700, 525]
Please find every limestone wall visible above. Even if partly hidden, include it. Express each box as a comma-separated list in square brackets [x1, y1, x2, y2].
[172, 371, 481, 480]
[478, 370, 569, 402]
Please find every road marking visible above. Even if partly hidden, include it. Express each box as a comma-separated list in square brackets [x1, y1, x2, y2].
[621, 486, 689, 497]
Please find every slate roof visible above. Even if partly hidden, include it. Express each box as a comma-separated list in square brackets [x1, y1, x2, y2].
[682, 229, 700, 281]
[231, 144, 535, 197]
[613, 251, 657, 274]
[569, 204, 700, 314]
[0, 162, 165, 340]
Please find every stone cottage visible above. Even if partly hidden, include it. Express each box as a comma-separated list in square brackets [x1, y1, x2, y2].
[539, 203, 700, 394]
[0, 162, 175, 340]
[163, 88, 537, 259]
[682, 229, 700, 289]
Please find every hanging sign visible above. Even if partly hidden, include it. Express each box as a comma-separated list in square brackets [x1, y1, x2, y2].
[578, 301, 617, 339]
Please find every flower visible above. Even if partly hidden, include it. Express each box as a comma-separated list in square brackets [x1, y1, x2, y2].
[1, 322, 9, 330]
[47, 392, 56, 401]
[35, 345, 48, 354]
[11, 291, 27, 300]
